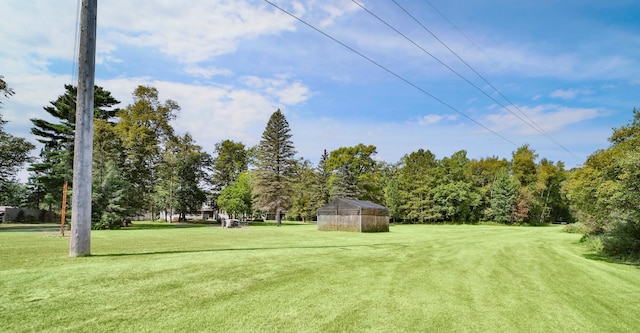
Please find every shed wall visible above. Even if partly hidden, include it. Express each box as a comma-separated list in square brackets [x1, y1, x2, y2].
[317, 214, 361, 232]
[361, 215, 390, 232]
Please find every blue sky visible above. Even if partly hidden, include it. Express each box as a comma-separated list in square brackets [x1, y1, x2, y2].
[2, 0, 639, 173]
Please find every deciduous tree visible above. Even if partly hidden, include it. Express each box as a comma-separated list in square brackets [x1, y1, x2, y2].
[218, 171, 253, 219]
[114, 86, 178, 217]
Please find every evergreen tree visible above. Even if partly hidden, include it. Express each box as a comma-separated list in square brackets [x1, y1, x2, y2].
[253, 109, 296, 226]
[488, 168, 517, 224]
[92, 159, 128, 229]
[315, 149, 331, 206]
[28, 85, 119, 211]
[0, 76, 15, 103]
[329, 162, 361, 200]
[325, 144, 381, 202]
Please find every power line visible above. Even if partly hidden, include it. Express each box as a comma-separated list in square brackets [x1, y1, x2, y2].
[391, 0, 579, 160]
[263, 0, 517, 147]
[422, 0, 498, 68]
[71, 0, 82, 85]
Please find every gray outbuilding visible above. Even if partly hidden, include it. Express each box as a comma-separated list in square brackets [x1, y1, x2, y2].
[317, 198, 389, 232]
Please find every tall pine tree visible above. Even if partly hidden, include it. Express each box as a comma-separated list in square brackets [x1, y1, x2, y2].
[253, 109, 296, 226]
[28, 85, 119, 212]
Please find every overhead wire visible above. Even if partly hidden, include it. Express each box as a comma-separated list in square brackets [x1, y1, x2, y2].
[391, 0, 579, 160]
[422, 0, 498, 68]
[353, 0, 579, 160]
[263, 0, 518, 147]
[71, 0, 82, 85]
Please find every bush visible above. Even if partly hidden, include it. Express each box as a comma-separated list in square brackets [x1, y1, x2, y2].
[601, 220, 640, 260]
[580, 234, 603, 253]
[563, 223, 587, 234]
[91, 212, 122, 230]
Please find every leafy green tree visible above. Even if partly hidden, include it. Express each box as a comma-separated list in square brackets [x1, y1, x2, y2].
[326, 144, 382, 202]
[566, 108, 640, 259]
[431, 150, 480, 222]
[218, 171, 253, 219]
[534, 159, 571, 224]
[253, 109, 296, 226]
[1, 115, 35, 196]
[209, 139, 248, 214]
[509, 144, 539, 223]
[0, 78, 35, 206]
[172, 134, 211, 221]
[398, 149, 438, 223]
[0, 179, 29, 207]
[211, 139, 248, 191]
[153, 142, 179, 221]
[289, 159, 318, 222]
[382, 163, 402, 222]
[512, 144, 538, 188]
[470, 156, 510, 220]
[114, 85, 178, 217]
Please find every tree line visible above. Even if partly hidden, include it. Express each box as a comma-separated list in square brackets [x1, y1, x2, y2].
[1, 80, 638, 259]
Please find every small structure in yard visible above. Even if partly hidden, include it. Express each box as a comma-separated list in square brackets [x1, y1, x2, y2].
[317, 198, 389, 232]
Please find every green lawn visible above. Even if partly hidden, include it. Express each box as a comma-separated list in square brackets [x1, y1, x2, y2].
[1, 222, 639, 332]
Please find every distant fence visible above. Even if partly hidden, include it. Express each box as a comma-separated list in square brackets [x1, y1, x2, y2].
[2, 208, 49, 223]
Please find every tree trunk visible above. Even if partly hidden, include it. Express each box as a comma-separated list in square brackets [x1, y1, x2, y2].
[276, 209, 282, 227]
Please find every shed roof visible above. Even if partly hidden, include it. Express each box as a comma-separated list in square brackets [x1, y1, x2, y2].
[336, 198, 386, 209]
[317, 198, 388, 216]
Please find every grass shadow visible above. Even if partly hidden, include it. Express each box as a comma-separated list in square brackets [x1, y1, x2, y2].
[123, 222, 213, 231]
[92, 242, 407, 258]
[583, 253, 640, 267]
[0, 224, 60, 233]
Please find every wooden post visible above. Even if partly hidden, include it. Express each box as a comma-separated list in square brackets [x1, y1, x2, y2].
[60, 181, 68, 236]
[69, 0, 97, 257]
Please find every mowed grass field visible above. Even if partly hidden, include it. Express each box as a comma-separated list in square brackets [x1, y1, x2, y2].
[1, 222, 639, 332]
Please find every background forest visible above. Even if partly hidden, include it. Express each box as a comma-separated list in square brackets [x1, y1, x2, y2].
[1, 79, 639, 260]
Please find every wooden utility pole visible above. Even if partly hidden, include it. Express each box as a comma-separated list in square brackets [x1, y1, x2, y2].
[69, 0, 97, 257]
[60, 181, 68, 236]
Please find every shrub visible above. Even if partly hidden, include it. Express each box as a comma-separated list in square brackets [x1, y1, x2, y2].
[601, 220, 640, 260]
[579, 234, 603, 253]
[15, 210, 25, 222]
[563, 223, 587, 234]
[91, 212, 122, 230]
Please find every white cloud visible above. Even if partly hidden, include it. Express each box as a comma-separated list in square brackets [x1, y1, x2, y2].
[317, 2, 361, 27]
[417, 114, 458, 125]
[550, 88, 591, 100]
[483, 104, 605, 135]
[183, 65, 233, 79]
[241, 75, 312, 106]
[97, 1, 303, 65]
